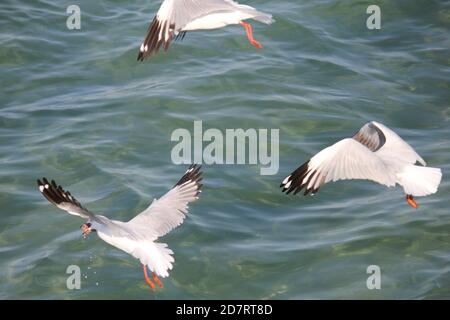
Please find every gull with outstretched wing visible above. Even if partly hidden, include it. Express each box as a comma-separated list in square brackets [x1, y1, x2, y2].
[281, 122, 442, 208]
[38, 165, 203, 289]
[137, 0, 274, 61]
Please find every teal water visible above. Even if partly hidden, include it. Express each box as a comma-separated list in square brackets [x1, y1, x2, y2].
[1, 0, 449, 299]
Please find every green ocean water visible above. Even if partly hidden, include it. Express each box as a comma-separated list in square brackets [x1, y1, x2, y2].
[0, 0, 449, 299]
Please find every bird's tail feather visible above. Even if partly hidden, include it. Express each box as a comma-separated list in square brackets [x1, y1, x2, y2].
[399, 165, 442, 197]
[234, 3, 274, 24]
[136, 242, 174, 278]
[252, 12, 274, 25]
[153, 243, 174, 278]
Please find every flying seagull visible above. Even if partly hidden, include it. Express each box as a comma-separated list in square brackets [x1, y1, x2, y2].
[37, 165, 203, 289]
[280, 122, 442, 208]
[137, 0, 274, 61]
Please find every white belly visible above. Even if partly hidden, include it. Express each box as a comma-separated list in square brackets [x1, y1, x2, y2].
[183, 12, 252, 31]
[97, 230, 137, 255]
[96, 229, 173, 277]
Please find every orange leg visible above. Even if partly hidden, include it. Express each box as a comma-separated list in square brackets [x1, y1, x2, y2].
[152, 272, 164, 288]
[406, 195, 418, 209]
[240, 22, 263, 49]
[142, 264, 155, 290]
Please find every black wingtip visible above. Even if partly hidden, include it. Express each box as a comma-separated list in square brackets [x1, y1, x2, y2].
[175, 164, 203, 196]
[280, 161, 319, 196]
[37, 177, 84, 209]
[174, 31, 187, 42]
[137, 17, 173, 62]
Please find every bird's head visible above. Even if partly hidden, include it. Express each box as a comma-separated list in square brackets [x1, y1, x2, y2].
[80, 222, 96, 238]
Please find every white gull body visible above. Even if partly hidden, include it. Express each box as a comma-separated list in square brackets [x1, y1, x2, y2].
[281, 121, 442, 207]
[38, 165, 203, 279]
[137, 0, 274, 60]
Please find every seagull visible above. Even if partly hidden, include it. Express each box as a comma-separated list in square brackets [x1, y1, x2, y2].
[37, 165, 203, 290]
[280, 122, 442, 208]
[137, 0, 274, 61]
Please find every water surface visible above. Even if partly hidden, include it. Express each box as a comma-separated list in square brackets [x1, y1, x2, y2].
[0, 0, 449, 299]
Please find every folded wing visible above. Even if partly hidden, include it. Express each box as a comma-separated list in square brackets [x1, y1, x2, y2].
[369, 121, 426, 166]
[352, 121, 386, 152]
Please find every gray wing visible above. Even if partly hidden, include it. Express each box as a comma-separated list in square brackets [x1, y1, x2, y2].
[369, 121, 426, 166]
[126, 165, 203, 239]
[37, 178, 96, 220]
[352, 122, 386, 152]
[137, 0, 242, 60]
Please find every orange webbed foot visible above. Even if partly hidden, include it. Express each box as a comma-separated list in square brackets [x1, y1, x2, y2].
[152, 272, 164, 288]
[142, 265, 156, 290]
[240, 22, 263, 49]
[250, 40, 263, 49]
[406, 195, 419, 209]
